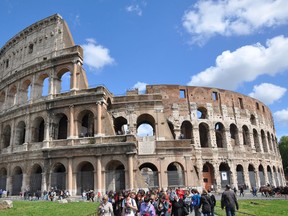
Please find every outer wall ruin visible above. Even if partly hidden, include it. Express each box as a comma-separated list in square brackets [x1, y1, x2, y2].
[0, 14, 284, 196]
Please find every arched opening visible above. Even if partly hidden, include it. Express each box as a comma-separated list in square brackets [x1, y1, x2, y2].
[51, 163, 66, 190]
[261, 130, 268, 153]
[278, 168, 283, 186]
[56, 70, 71, 93]
[250, 114, 256, 125]
[267, 132, 273, 152]
[258, 165, 265, 186]
[273, 166, 279, 187]
[167, 121, 176, 139]
[242, 125, 250, 146]
[15, 121, 26, 145]
[2, 125, 11, 148]
[136, 114, 155, 137]
[167, 162, 184, 187]
[236, 165, 245, 188]
[42, 76, 49, 97]
[30, 164, 42, 194]
[202, 163, 214, 190]
[199, 123, 210, 148]
[114, 116, 128, 135]
[12, 166, 23, 195]
[78, 110, 94, 137]
[230, 124, 239, 147]
[0, 168, 7, 190]
[31, 117, 45, 142]
[106, 161, 125, 192]
[139, 163, 159, 188]
[253, 129, 261, 152]
[7, 85, 17, 107]
[248, 164, 257, 188]
[215, 122, 225, 148]
[197, 107, 208, 119]
[267, 166, 273, 186]
[54, 114, 68, 140]
[180, 120, 193, 139]
[76, 162, 94, 195]
[0, 91, 5, 109]
[20, 79, 32, 103]
[219, 163, 230, 188]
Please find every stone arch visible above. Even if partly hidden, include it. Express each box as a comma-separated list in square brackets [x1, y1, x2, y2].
[0, 91, 5, 109]
[277, 167, 282, 186]
[215, 122, 226, 148]
[77, 110, 94, 137]
[0, 167, 7, 190]
[230, 124, 239, 147]
[248, 164, 257, 188]
[260, 130, 268, 152]
[219, 162, 231, 188]
[19, 79, 32, 103]
[76, 161, 95, 195]
[167, 120, 176, 139]
[136, 113, 155, 137]
[51, 163, 66, 190]
[15, 121, 26, 145]
[267, 132, 273, 152]
[242, 125, 250, 146]
[54, 113, 68, 140]
[253, 129, 261, 152]
[258, 164, 265, 186]
[180, 120, 193, 139]
[56, 67, 72, 93]
[236, 164, 245, 188]
[12, 166, 23, 195]
[106, 160, 125, 192]
[197, 106, 208, 119]
[31, 116, 45, 142]
[139, 162, 159, 188]
[167, 162, 185, 187]
[267, 165, 273, 185]
[199, 122, 210, 148]
[273, 166, 279, 186]
[114, 116, 128, 135]
[202, 162, 214, 190]
[7, 84, 17, 107]
[2, 125, 11, 148]
[250, 114, 256, 125]
[36, 73, 50, 97]
[30, 164, 43, 194]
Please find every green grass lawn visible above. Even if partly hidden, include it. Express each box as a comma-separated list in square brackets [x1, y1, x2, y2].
[0, 200, 99, 216]
[214, 199, 288, 216]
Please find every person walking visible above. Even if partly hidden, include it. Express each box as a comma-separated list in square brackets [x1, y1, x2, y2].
[221, 185, 239, 216]
[98, 194, 114, 216]
[200, 189, 212, 216]
[239, 187, 244, 197]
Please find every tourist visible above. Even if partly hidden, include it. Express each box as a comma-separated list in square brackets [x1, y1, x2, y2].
[221, 185, 239, 216]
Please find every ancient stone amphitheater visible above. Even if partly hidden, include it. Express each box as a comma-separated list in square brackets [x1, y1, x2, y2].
[0, 14, 284, 196]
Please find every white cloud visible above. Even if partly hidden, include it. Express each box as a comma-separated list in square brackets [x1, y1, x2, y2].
[274, 108, 288, 125]
[182, 0, 288, 45]
[249, 83, 286, 105]
[133, 81, 147, 93]
[187, 35, 288, 90]
[81, 38, 114, 71]
[126, 4, 143, 16]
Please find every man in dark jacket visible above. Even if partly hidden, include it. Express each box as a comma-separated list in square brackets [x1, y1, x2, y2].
[221, 185, 239, 216]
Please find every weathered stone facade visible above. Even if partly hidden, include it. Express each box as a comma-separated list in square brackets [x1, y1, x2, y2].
[0, 14, 284, 196]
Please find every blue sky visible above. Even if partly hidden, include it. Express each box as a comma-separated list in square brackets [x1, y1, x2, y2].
[0, 0, 288, 138]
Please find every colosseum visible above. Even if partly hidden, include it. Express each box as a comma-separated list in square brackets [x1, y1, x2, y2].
[0, 14, 285, 196]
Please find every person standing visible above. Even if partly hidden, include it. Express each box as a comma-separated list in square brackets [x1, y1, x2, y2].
[98, 194, 114, 216]
[191, 189, 201, 216]
[208, 189, 216, 216]
[122, 192, 138, 216]
[200, 189, 212, 216]
[171, 195, 186, 216]
[239, 187, 244, 197]
[221, 185, 239, 216]
[139, 196, 156, 216]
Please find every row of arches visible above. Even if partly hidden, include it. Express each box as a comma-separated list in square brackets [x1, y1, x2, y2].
[0, 160, 283, 195]
[0, 68, 72, 110]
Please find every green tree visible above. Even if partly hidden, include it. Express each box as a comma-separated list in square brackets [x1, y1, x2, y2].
[279, 136, 288, 176]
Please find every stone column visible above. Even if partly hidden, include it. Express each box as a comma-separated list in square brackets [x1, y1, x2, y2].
[158, 157, 166, 189]
[96, 102, 102, 136]
[127, 153, 134, 190]
[21, 173, 29, 192]
[67, 158, 73, 195]
[41, 172, 47, 192]
[10, 119, 15, 150]
[230, 163, 238, 189]
[71, 61, 79, 91]
[214, 162, 221, 192]
[243, 164, 251, 189]
[68, 105, 75, 139]
[96, 156, 102, 194]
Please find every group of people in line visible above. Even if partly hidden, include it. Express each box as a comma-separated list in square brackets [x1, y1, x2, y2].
[97, 185, 239, 216]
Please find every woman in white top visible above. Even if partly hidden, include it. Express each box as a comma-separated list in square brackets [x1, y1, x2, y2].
[122, 192, 138, 216]
[98, 194, 114, 216]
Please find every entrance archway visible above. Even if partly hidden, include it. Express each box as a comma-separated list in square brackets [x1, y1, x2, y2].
[106, 161, 125, 192]
[76, 162, 94, 195]
[167, 162, 184, 187]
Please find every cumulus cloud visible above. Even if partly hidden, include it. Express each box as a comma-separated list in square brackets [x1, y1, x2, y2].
[187, 35, 288, 90]
[126, 4, 143, 16]
[274, 109, 288, 125]
[182, 0, 288, 44]
[133, 81, 147, 93]
[249, 83, 286, 105]
[81, 38, 114, 71]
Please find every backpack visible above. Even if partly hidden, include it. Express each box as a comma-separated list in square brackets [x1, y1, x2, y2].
[192, 194, 200, 206]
